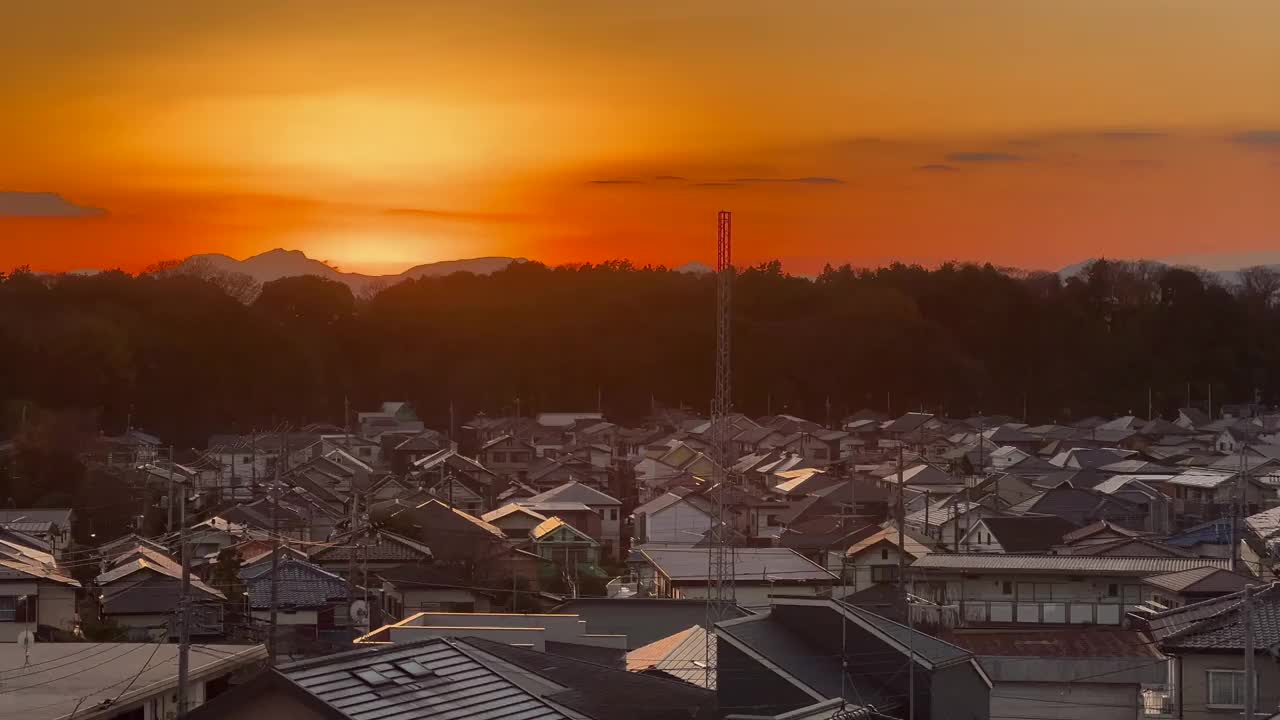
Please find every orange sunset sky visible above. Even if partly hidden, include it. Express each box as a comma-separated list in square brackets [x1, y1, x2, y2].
[2, 1, 1279, 276]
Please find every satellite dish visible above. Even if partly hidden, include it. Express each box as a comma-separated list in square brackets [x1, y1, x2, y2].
[350, 600, 370, 630]
[16, 631, 34, 665]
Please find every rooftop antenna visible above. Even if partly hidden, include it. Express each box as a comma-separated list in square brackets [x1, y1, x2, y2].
[705, 210, 736, 689]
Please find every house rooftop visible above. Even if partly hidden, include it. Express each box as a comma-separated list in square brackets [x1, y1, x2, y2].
[634, 546, 835, 584]
[975, 515, 1079, 552]
[3, 643, 264, 720]
[911, 554, 1233, 576]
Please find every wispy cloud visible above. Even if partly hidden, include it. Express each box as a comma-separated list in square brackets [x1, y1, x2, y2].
[588, 178, 646, 185]
[732, 176, 844, 185]
[915, 164, 960, 172]
[1096, 130, 1165, 141]
[0, 192, 105, 218]
[1231, 130, 1280, 147]
[383, 207, 527, 223]
[654, 175, 686, 181]
[945, 151, 1025, 163]
[692, 182, 740, 188]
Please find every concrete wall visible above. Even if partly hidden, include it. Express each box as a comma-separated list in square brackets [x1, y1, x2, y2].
[0, 582, 77, 641]
[1176, 653, 1280, 720]
[252, 609, 319, 626]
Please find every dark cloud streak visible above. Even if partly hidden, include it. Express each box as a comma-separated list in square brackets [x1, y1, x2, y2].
[946, 151, 1025, 163]
[0, 192, 105, 218]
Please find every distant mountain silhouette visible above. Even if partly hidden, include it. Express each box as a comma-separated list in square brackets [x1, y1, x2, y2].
[175, 249, 527, 293]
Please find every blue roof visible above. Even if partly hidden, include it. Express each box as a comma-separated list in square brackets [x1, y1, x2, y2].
[1165, 518, 1234, 547]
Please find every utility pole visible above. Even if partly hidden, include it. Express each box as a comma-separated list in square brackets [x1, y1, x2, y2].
[268, 435, 284, 666]
[167, 446, 176, 533]
[1148, 386, 1153, 422]
[1231, 445, 1247, 567]
[1208, 383, 1214, 420]
[177, 482, 190, 718]
[1243, 583, 1255, 720]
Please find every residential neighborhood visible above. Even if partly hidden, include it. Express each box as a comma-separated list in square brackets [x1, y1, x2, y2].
[4, 400, 1280, 718]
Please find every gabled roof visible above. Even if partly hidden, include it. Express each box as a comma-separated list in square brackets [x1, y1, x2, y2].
[245, 558, 350, 610]
[626, 625, 707, 686]
[1142, 566, 1252, 595]
[481, 503, 549, 524]
[884, 412, 935, 434]
[1161, 582, 1280, 652]
[530, 516, 597, 543]
[974, 515, 1078, 552]
[525, 480, 621, 506]
[97, 558, 223, 597]
[845, 526, 931, 560]
[1061, 519, 1145, 544]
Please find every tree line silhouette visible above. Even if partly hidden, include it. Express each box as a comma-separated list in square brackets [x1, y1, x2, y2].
[2, 257, 1279, 455]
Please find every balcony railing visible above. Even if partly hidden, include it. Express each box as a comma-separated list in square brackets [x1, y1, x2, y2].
[955, 599, 1128, 626]
[1142, 684, 1175, 718]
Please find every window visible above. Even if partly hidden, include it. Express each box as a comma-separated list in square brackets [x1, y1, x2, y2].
[880, 548, 890, 560]
[241, 455, 252, 465]
[1106, 583, 1119, 597]
[1001, 581, 1013, 595]
[871, 565, 899, 583]
[609, 508, 618, 521]
[1207, 670, 1251, 707]
[0, 595, 35, 623]
[493, 451, 507, 463]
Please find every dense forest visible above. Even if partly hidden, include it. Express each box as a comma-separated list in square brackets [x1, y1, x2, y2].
[2, 257, 1280, 454]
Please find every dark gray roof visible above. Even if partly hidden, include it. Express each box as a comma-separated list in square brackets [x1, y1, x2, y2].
[464, 636, 718, 720]
[551, 598, 751, 649]
[1161, 583, 1280, 652]
[837, 601, 973, 666]
[274, 637, 572, 720]
[525, 480, 621, 506]
[245, 558, 349, 610]
[978, 515, 1079, 552]
[636, 546, 835, 584]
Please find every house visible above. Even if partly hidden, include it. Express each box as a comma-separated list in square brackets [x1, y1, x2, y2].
[4, 642, 264, 720]
[480, 434, 538, 476]
[958, 515, 1078, 554]
[1162, 518, 1236, 559]
[97, 550, 225, 641]
[909, 553, 1234, 627]
[841, 525, 932, 592]
[628, 546, 836, 608]
[242, 557, 354, 653]
[521, 481, 623, 560]
[941, 629, 1167, 720]
[1148, 583, 1280, 720]
[356, 401, 425, 439]
[408, 447, 498, 511]
[632, 491, 714, 544]
[0, 508, 74, 556]
[529, 516, 605, 591]
[1164, 470, 1269, 529]
[0, 539, 78, 641]
[1140, 566, 1252, 609]
[1176, 408, 1211, 430]
[308, 527, 435, 579]
[1007, 486, 1148, 531]
[481, 502, 551, 538]
[714, 596, 990, 719]
[1059, 519, 1147, 548]
[905, 498, 1006, 549]
[187, 635, 714, 720]
[378, 563, 497, 618]
[357, 610, 631, 667]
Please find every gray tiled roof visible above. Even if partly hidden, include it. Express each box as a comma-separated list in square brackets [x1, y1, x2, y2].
[525, 480, 621, 506]
[1161, 583, 1280, 652]
[276, 638, 571, 720]
[636, 546, 835, 583]
[245, 558, 349, 609]
[912, 553, 1233, 576]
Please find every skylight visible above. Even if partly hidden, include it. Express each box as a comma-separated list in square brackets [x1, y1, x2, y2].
[353, 668, 394, 687]
[396, 660, 437, 679]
